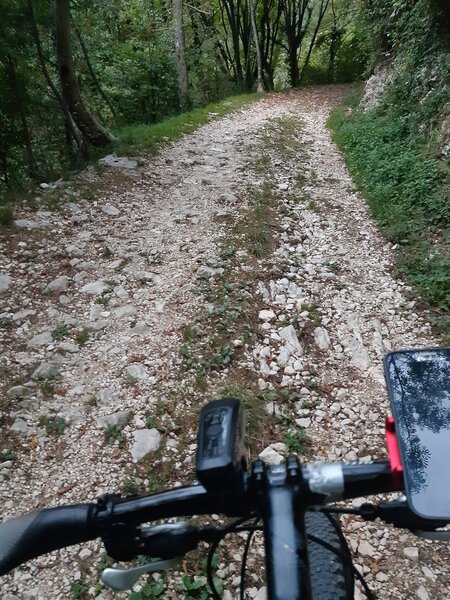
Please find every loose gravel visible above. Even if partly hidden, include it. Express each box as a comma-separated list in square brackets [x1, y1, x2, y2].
[0, 85, 448, 600]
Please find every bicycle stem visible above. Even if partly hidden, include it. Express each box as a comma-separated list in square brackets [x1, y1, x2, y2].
[254, 457, 312, 600]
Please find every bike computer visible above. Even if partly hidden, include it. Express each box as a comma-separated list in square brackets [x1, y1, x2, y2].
[384, 348, 450, 520]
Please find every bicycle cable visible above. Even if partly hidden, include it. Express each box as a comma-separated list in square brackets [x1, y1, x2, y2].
[206, 516, 256, 600]
[205, 513, 376, 600]
[239, 518, 261, 600]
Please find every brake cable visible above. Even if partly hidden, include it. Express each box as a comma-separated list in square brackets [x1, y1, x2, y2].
[206, 516, 256, 600]
[204, 512, 377, 600]
[240, 518, 261, 600]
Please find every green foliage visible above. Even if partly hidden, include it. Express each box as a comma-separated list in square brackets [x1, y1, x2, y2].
[128, 579, 166, 600]
[38, 415, 67, 436]
[0, 202, 14, 227]
[115, 94, 260, 155]
[40, 380, 55, 399]
[51, 324, 72, 340]
[178, 556, 222, 600]
[302, 30, 368, 84]
[75, 329, 90, 346]
[214, 343, 233, 368]
[328, 0, 450, 333]
[105, 424, 126, 447]
[219, 379, 268, 448]
[123, 476, 145, 496]
[70, 574, 89, 600]
[285, 427, 306, 454]
[0, 449, 15, 462]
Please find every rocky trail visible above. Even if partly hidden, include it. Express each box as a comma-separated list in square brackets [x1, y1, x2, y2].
[0, 86, 448, 600]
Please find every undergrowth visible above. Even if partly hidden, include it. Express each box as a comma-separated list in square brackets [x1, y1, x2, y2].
[115, 94, 260, 155]
[328, 89, 449, 337]
[327, 0, 450, 338]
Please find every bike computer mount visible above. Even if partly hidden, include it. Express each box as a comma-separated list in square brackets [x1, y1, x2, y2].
[196, 397, 246, 494]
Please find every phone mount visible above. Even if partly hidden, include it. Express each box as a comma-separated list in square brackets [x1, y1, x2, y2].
[195, 398, 246, 495]
[384, 348, 450, 520]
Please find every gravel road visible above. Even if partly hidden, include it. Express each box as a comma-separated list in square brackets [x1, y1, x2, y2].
[0, 85, 448, 599]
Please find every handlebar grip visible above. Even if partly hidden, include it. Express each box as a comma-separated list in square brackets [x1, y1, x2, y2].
[0, 504, 96, 576]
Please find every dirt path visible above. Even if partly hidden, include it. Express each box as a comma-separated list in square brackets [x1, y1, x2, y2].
[1, 86, 448, 600]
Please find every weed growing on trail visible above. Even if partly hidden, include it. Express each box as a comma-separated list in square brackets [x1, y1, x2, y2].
[51, 324, 71, 340]
[75, 329, 90, 346]
[70, 574, 89, 600]
[285, 427, 306, 455]
[123, 476, 145, 496]
[178, 555, 222, 600]
[0, 449, 15, 462]
[259, 116, 305, 160]
[95, 294, 110, 307]
[128, 579, 166, 599]
[105, 424, 126, 447]
[40, 380, 55, 399]
[38, 415, 67, 436]
[219, 380, 269, 449]
[243, 182, 276, 258]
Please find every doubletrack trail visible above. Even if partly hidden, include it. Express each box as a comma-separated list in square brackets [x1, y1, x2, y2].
[0, 86, 447, 599]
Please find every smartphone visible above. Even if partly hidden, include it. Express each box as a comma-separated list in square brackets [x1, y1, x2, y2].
[384, 348, 450, 519]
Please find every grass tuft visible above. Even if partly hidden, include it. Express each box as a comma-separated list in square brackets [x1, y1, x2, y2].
[114, 93, 261, 155]
[219, 379, 269, 451]
[0, 203, 14, 227]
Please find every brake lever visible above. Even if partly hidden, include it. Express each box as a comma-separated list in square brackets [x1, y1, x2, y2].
[358, 500, 449, 533]
[101, 557, 179, 591]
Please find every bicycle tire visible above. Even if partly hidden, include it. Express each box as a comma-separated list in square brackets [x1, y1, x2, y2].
[306, 512, 354, 600]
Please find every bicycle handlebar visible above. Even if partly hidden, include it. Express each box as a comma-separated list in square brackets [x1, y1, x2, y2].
[0, 504, 96, 576]
[0, 460, 401, 577]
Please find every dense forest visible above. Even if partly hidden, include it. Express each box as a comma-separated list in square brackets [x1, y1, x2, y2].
[1, 0, 366, 197]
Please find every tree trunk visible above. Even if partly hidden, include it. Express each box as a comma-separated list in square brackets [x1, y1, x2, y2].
[288, 48, 300, 87]
[220, 0, 245, 89]
[282, 0, 313, 88]
[326, 0, 339, 83]
[74, 25, 119, 125]
[54, 0, 113, 147]
[248, 0, 264, 92]
[26, 0, 85, 156]
[299, 0, 330, 83]
[173, 0, 190, 112]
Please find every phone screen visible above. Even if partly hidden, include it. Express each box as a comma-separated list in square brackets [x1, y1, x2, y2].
[384, 348, 450, 519]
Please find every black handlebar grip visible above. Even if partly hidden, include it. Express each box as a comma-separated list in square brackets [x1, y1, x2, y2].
[0, 504, 96, 576]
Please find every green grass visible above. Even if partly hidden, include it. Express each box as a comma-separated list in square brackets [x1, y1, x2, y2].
[75, 329, 90, 346]
[219, 379, 269, 450]
[243, 182, 276, 258]
[0, 203, 13, 227]
[285, 426, 306, 455]
[70, 574, 89, 600]
[328, 104, 449, 337]
[115, 93, 260, 154]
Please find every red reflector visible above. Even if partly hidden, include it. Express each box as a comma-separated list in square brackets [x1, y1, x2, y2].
[385, 417, 404, 489]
